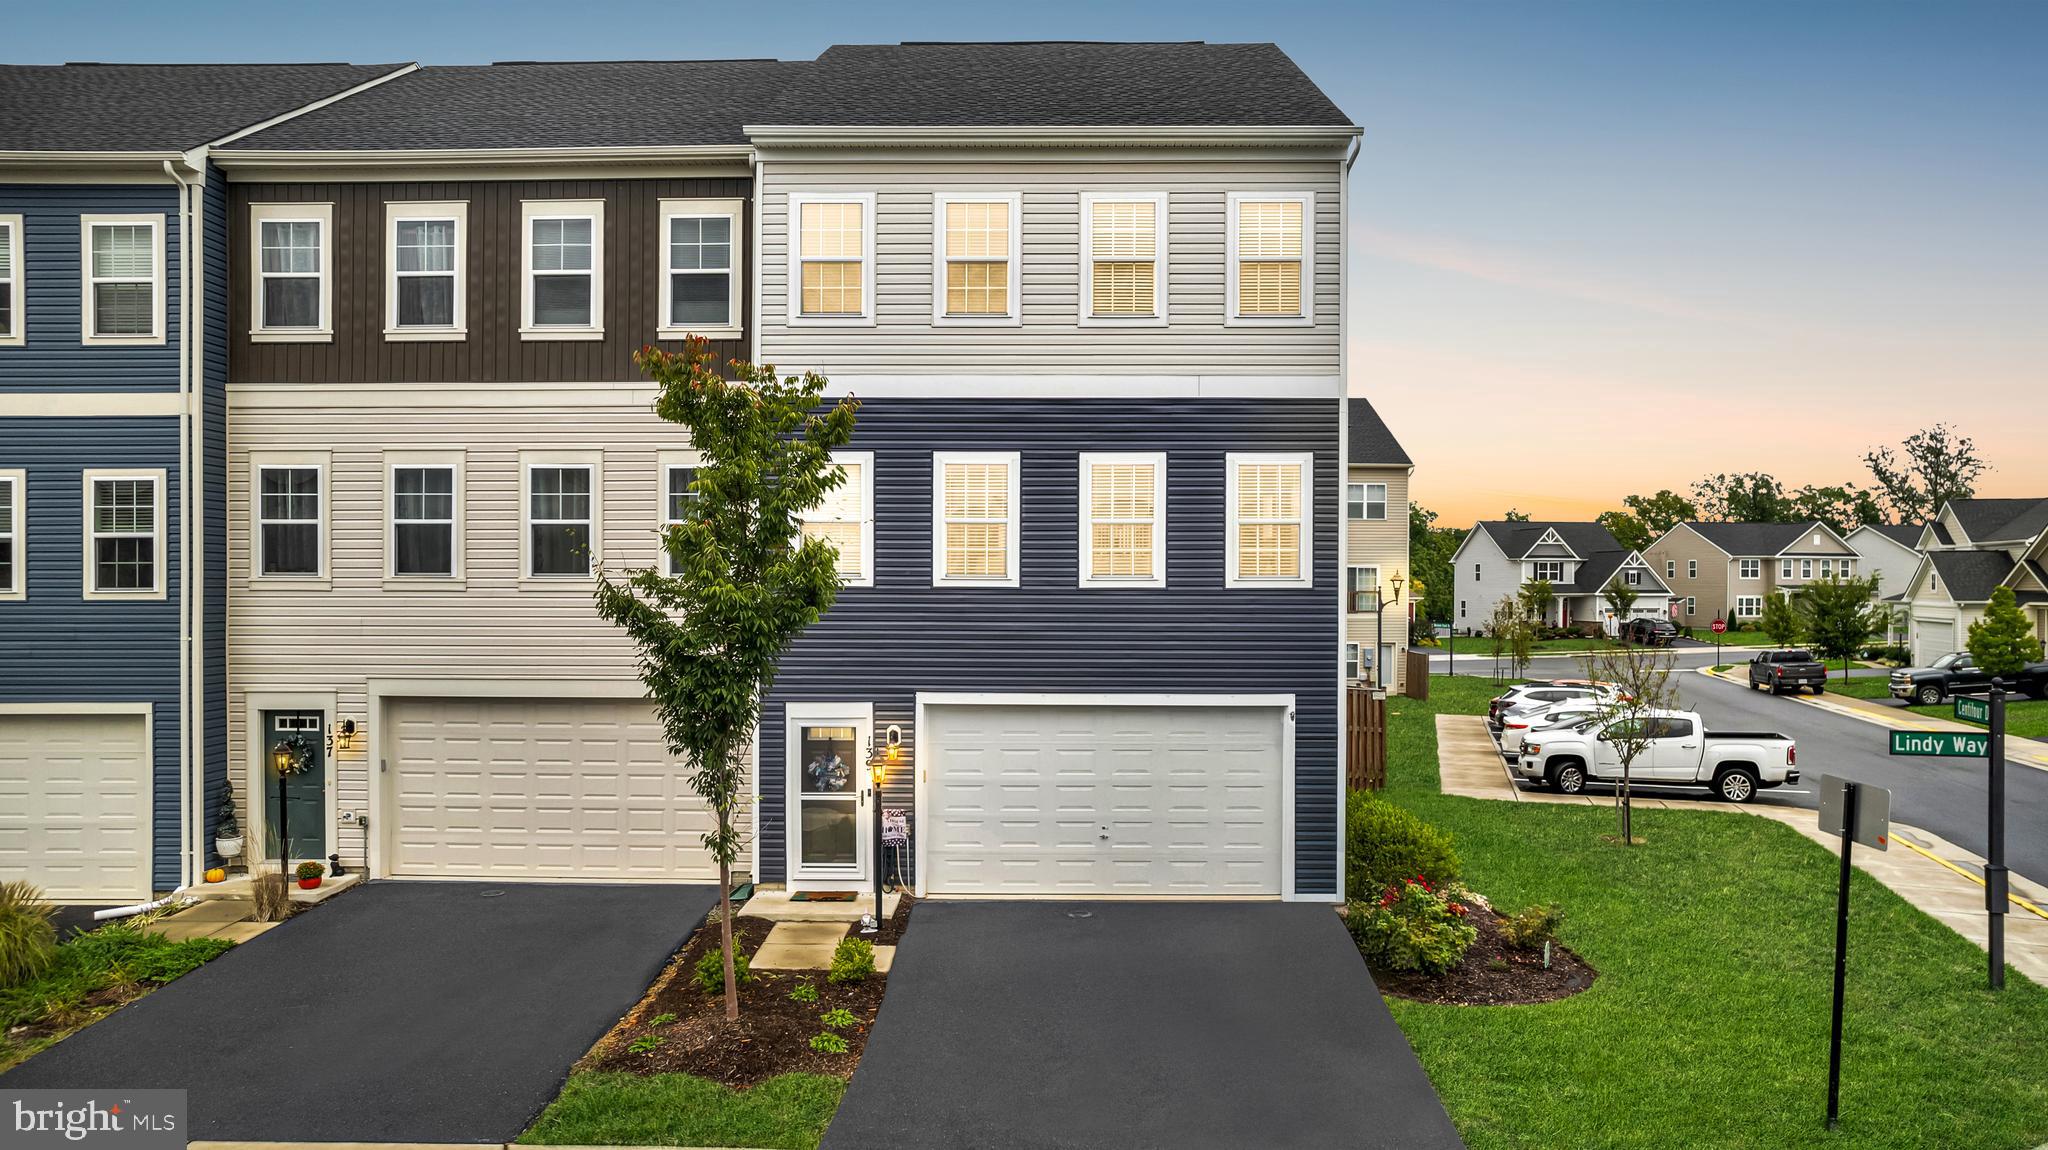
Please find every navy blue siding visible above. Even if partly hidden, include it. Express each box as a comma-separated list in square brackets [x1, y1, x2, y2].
[201, 168, 229, 859]
[758, 397, 1341, 895]
[0, 418, 184, 889]
[0, 184, 181, 392]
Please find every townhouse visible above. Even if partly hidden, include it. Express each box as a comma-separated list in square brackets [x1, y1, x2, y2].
[1645, 520, 1858, 626]
[1, 44, 1365, 905]
[0, 63, 410, 903]
[1452, 521, 1671, 635]
[1343, 398, 1412, 690]
[1899, 498, 2048, 665]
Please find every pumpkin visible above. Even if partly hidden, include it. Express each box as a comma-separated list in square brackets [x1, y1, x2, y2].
[204, 867, 227, 883]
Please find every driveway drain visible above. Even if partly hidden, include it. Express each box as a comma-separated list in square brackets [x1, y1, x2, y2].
[479, 889, 505, 898]
[1066, 910, 1093, 919]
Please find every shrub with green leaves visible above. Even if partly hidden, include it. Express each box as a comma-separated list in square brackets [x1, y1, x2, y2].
[0, 882, 59, 988]
[1346, 791, 1461, 899]
[1345, 877, 1477, 975]
[789, 979, 819, 1005]
[828, 937, 875, 985]
[809, 1031, 850, 1054]
[693, 947, 754, 994]
[819, 1007, 857, 1030]
[1499, 903, 1565, 951]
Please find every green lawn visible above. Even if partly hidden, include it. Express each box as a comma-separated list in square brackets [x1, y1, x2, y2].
[0, 923, 234, 1072]
[1431, 635, 1628, 655]
[1375, 677, 2048, 1150]
[1818, 676, 2048, 739]
[1691, 628, 1778, 646]
[520, 1072, 846, 1150]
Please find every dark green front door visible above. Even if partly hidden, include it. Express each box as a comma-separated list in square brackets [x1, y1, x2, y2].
[262, 711, 326, 861]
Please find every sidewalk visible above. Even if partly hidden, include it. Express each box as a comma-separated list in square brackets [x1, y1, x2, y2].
[1699, 666, 2048, 772]
[1436, 714, 2048, 985]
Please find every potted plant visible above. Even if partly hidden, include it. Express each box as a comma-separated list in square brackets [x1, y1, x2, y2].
[295, 861, 324, 890]
[214, 792, 244, 862]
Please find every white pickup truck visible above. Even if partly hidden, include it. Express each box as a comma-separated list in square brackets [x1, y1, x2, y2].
[1513, 709, 1799, 803]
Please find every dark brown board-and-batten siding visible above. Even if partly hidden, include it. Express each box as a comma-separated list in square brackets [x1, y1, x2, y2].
[227, 178, 750, 384]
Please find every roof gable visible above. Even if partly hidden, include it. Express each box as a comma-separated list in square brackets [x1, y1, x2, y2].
[1347, 398, 1411, 466]
[1942, 497, 2048, 544]
[1925, 549, 2021, 604]
[0, 63, 409, 151]
[1680, 520, 1846, 557]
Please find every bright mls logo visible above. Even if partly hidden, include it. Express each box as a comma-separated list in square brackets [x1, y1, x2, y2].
[6, 1091, 186, 1149]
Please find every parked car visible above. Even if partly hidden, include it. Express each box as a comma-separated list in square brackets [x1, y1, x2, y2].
[1487, 683, 1613, 727]
[1889, 653, 2048, 705]
[1622, 617, 1680, 646]
[1749, 649, 1830, 695]
[1499, 702, 1604, 760]
[1514, 710, 1798, 802]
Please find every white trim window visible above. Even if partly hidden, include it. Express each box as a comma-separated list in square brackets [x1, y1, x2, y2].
[1801, 559, 1814, 579]
[1080, 193, 1167, 324]
[523, 460, 598, 579]
[1624, 568, 1643, 586]
[1686, 597, 1697, 616]
[1666, 559, 1676, 578]
[1688, 559, 1698, 579]
[0, 215, 21, 347]
[385, 201, 466, 338]
[82, 470, 165, 599]
[255, 463, 324, 578]
[389, 461, 459, 579]
[0, 469, 22, 600]
[1226, 453, 1312, 588]
[1781, 558, 1795, 579]
[249, 202, 332, 340]
[1842, 559, 1854, 578]
[1348, 565, 1380, 613]
[1345, 642, 1362, 682]
[802, 451, 874, 588]
[933, 193, 1021, 324]
[1345, 481, 1386, 521]
[1820, 559, 1834, 578]
[1532, 560, 1564, 582]
[932, 452, 1020, 587]
[789, 193, 874, 325]
[1738, 558, 1761, 580]
[1736, 595, 1763, 618]
[1078, 452, 1165, 588]
[660, 198, 743, 340]
[81, 215, 165, 344]
[658, 451, 700, 577]
[521, 200, 604, 339]
[1227, 192, 1313, 324]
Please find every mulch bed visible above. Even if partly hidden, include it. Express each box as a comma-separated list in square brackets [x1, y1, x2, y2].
[1370, 904, 1597, 1006]
[842, 892, 915, 946]
[581, 914, 886, 1087]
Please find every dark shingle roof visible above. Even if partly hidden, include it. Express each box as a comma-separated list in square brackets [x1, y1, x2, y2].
[1860, 522, 1928, 549]
[1348, 398, 1411, 467]
[222, 42, 1352, 151]
[1946, 498, 2048, 543]
[1683, 520, 1840, 556]
[0, 63, 408, 151]
[1476, 522, 1623, 561]
[1927, 550, 2021, 604]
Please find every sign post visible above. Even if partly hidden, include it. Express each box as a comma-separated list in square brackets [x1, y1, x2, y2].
[1987, 681, 2008, 990]
[1816, 773, 1889, 1131]
[1711, 616, 1726, 668]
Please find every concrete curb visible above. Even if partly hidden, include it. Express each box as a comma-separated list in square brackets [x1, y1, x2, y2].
[1694, 665, 2048, 773]
[191, 1144, 770, 1150]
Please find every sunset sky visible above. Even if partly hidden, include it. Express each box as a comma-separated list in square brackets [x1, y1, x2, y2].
[13, 1, 2043, 526]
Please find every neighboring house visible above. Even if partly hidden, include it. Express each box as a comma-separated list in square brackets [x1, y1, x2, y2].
[1343, 398, 1411, 691]
[0, 63, 410, 903]
[1645, 520, 1858, 626]
[1451, 521, 1671, 636]
[1898, 498, 2048, 665]
[1846, 521, 1927, 643]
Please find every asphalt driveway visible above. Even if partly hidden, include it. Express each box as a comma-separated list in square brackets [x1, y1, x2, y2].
[821, 901, 1463, 1150]
[2, 880, 715, 1143]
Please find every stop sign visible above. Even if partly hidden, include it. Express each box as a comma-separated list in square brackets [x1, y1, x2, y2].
[1711, 618, 1728, 634]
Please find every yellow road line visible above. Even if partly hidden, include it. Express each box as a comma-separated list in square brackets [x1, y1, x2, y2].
[1892, 834, 2048, 923]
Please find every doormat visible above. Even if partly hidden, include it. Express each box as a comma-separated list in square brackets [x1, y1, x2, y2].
[790, 891, 858, 902]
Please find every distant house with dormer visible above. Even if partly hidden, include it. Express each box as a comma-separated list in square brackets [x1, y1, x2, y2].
[1898, 498, 2048, 664]
[1452, 521, 1672, 636]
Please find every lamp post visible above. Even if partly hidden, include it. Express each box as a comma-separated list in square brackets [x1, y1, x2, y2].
[1388, 574, 1405, 691]
[863, 729, 901, 936]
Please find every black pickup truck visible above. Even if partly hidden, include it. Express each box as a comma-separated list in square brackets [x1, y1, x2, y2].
[1749, 648, 1829, 695]
[1889, 652, 2048, 705]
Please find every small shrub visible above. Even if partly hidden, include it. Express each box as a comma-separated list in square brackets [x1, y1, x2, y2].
[648, 1012, 677, 1027]
[0, 882, 59, 987]
[809, 1031, 850, 1054]
[250, 859, 293, 923]
[789, 979, 820, 1005]
[626, 1033, 664, 1054]
[1346, 791, 1461, 899]
[295, 861, 324, 881]
[820, 1007, 857, 1030]
[828, 937, 875, 985]
[1499, 903, 1565, 951]
[692, 947, 754, 994]
[1345, 877, 1477, 975]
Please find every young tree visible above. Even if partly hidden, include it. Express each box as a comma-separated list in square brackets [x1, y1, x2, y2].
[1795, 574, 1880, 681]
[1601, 581, 1638, 638]
[1864, 424, 1989, 525]
[1519, 578, 1556, 627]
[1579, 644, 1680, 846]
[1596, 509, 1651, 553]
[593, 340, 859, 1021]
[1967, 586, 2044, 677]
[1759, 591, 1801, 646]
[1488, 596, 1533, 679]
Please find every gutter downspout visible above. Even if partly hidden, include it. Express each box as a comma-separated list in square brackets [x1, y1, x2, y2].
[163, 157, 198, 890]
[1334, 133, 1360, 904]
[749, 151, 763, 368]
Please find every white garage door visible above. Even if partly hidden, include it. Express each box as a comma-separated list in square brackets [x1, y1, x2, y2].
[386, 698, 719, 881]
[0, 713, 152, 901]
[1912, 615, 1955, 666]
[922, 703, 1285, 897]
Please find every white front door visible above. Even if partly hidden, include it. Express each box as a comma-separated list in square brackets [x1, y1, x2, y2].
[0, 711, 152, 901]
[785, 703, 871, 889]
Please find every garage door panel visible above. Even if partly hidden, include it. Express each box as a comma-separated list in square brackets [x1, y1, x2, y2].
[0, 714, 153, 902]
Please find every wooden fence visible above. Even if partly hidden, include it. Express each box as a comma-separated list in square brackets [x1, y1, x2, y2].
[1347, 686, 1388, 791]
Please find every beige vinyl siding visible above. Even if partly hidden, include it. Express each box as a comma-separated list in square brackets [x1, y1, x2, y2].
[1344, 465, 1411, 687]
[757, 155, 1342, 373]
[1645, 526, 1732, 622]
[226, 390, 750, 873]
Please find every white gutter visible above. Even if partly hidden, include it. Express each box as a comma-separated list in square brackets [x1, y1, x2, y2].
[750, 152, 763, 367]
[162, 157, 198, 889]
[210, 143, 755, 170]
[741, 124, 1362, 149]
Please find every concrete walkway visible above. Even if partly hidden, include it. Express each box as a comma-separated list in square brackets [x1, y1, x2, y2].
[1699, 666, 2048, 772]
[1437, 714, 2048, 984]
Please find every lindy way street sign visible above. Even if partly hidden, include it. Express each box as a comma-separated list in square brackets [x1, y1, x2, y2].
[1955, 695, 1990, 724]
[1889, 730, 1988, 757]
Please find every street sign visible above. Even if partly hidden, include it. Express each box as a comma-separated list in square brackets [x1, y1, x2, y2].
[1955, 695, 1990, 724]
[1889, 730, 1989, 757]
[1817, 774, 1890, 851]
[1711, 618, 1727, 634]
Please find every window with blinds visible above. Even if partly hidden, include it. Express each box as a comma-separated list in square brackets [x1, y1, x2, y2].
[942, 200, 1011, 317]
[1228, 455, 1311, 585]
[0, 219, 17, 342]
[1080, 454, 1165, 586]
[801, 455, 871, 585]
[0, 474, 18, 597]
[1087, 198, 1160, 318]
[393, 214, 460, 330]
[259, 220, 324, 330]
[87, 221, 157, 339]
[87, 474, 159, 594]
[799, 200, 866, 317]
[934, 454, 1018, 585]
[1234, 199, 1304, 317]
